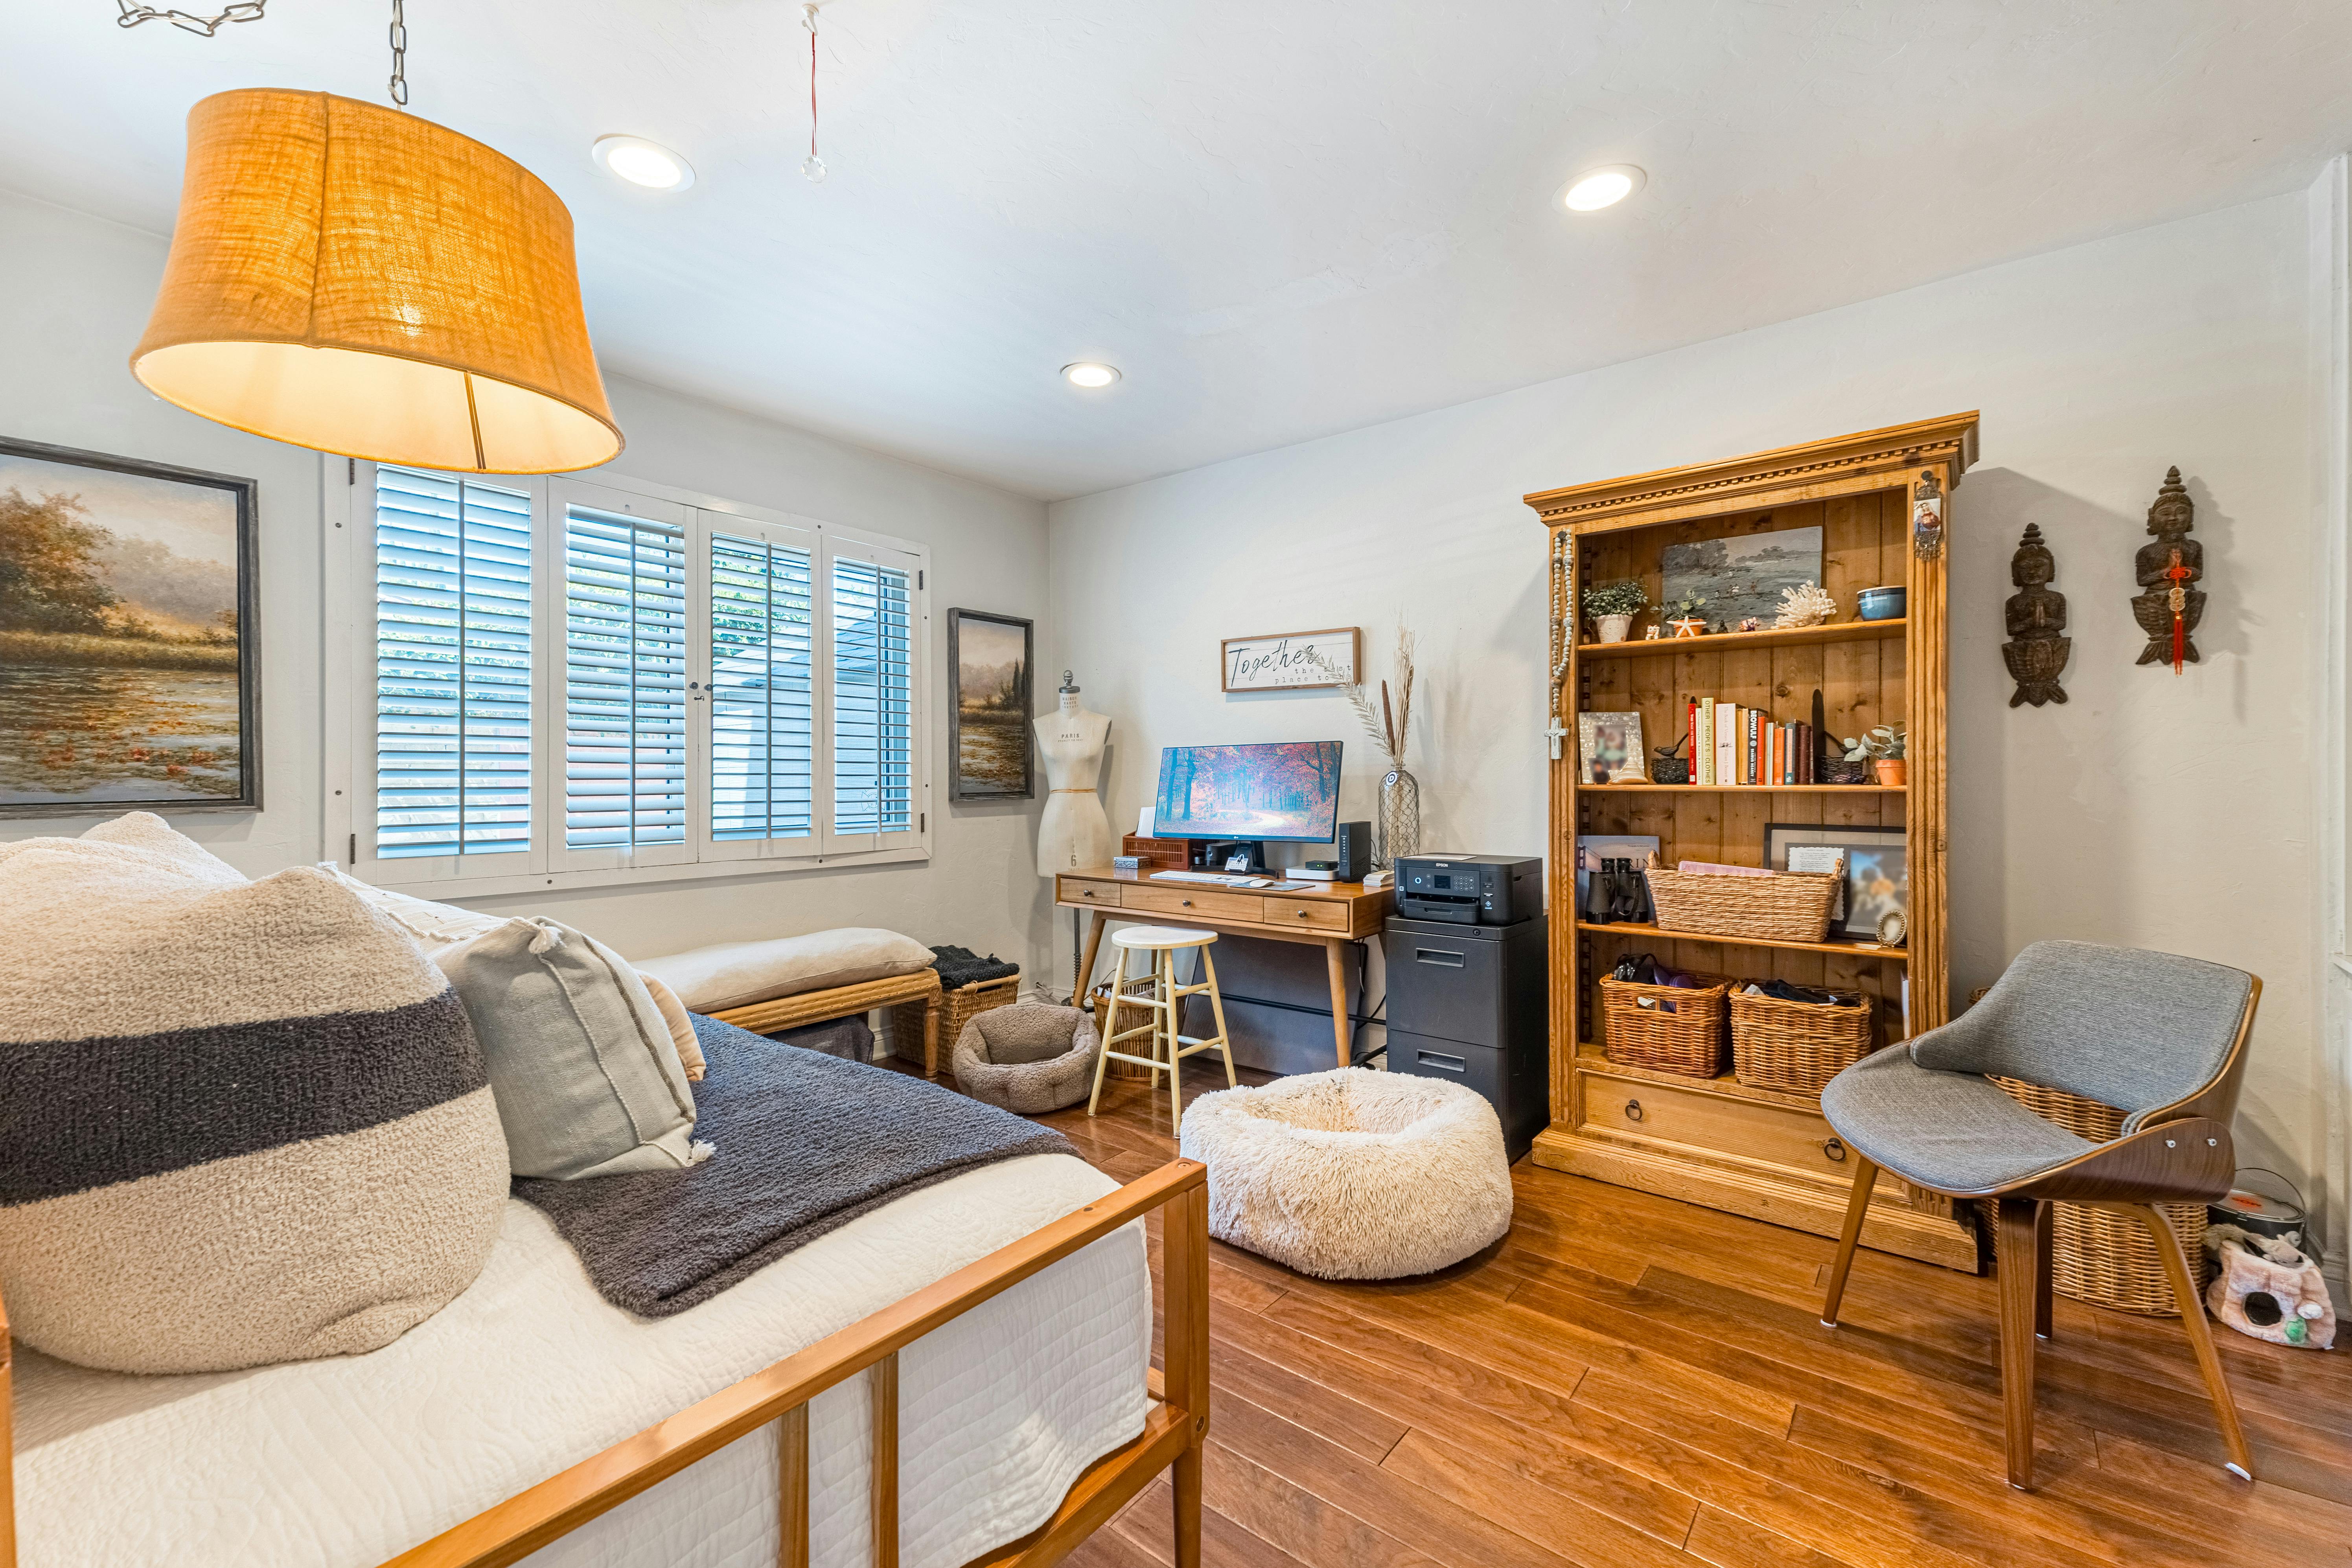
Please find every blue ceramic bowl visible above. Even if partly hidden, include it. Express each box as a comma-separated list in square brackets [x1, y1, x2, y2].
[1857, 585, 1907, 622]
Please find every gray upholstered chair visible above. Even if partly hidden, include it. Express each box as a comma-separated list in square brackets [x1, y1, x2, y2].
[1817, 940, 2261, 1490]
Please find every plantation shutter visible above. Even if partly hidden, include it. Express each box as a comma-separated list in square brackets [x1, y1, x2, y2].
[705, 522, 817, 857]
[827, 541, 919, 850]
[557, 484, 694, 868]
[366, 466, 533, 870]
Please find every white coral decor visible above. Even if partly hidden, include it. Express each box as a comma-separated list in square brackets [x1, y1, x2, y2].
[1774, 580, 1837, 629]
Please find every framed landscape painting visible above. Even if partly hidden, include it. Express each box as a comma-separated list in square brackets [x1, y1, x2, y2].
[948, 607, 1032, 801]
[0, 437, 259, 815]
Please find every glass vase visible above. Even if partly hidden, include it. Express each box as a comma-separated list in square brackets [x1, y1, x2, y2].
[1377, 764, 1421, 868]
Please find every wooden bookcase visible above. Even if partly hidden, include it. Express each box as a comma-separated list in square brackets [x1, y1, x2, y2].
[1524, 415, 1982, 1272]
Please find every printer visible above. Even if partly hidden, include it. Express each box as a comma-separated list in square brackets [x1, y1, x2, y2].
[1393, 853, 1541, 925]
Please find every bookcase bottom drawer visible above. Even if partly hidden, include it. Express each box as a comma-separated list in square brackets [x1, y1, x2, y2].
[1577, 1068, 1857, 1182]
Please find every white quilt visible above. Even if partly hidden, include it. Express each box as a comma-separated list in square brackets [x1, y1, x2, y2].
[12, 1154, 1150, 1568]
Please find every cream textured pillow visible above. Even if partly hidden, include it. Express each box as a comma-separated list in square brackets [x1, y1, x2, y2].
[638, 972, 708, 1080]
[636, 928, 935, 1012]
[435, 917, 712, 1180]
[315, 861, 507, 946]
[0, 817, 508, 1374]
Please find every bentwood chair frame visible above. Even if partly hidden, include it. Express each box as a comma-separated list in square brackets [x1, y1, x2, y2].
[0, 1161, 1215, 1568]
[1088, 928, 1237, 1124]
[1820, 971, 2262, 1491]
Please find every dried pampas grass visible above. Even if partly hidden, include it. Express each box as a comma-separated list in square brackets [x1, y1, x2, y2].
[1345, 624, 1416, 764]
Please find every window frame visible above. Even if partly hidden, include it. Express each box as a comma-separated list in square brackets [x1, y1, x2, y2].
[327, 462, 933, 896]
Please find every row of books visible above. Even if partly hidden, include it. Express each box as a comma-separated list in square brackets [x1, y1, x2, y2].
[1690, 697, 1816, 786]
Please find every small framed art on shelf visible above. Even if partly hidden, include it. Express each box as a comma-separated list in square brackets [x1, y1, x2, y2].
[1576, 710, 1646, 784]
[1765, 821, 1907, 941]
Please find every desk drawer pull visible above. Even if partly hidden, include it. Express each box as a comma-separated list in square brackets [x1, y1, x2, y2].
[1296, 909, 1312, 918]
[1624, 1099, 1644, 1123]
[1181, 898, 1194, 907]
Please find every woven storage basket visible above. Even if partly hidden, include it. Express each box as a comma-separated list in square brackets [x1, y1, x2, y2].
[891, 970, 1020, 1063]
[1730, 989, 1875, 1097]
[1987, 1077, 2206, 1315]
[1598, 973, 1731, 1078]
[1644, 867, 1839, 945]
[1088, 974, 1164, 1080]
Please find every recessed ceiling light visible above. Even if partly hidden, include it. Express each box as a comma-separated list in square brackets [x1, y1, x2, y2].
[1557, 164, 1645, 213]
[1062, 362, 1121, 388]
[593, 135, 695, 192]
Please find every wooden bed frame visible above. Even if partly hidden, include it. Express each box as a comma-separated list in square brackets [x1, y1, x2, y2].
[712, 970, 948, 1078]
[0, 1158, 1209, 1568]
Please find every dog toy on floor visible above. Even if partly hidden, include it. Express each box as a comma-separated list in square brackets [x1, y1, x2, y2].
[2204, 1224, 2335, 1349]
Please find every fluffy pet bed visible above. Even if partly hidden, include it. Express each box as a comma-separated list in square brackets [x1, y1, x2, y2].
[1178, 1068, 1512, 1280]
[951, 1004, 1100, 1114]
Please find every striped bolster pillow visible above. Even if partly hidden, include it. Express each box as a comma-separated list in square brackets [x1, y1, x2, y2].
[0, 814, 508, 1374]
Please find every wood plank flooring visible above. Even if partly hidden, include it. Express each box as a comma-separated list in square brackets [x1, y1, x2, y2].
[897, 1053, 2352, 1568]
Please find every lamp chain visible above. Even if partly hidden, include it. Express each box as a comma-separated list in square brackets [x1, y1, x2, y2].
[114, 0, 267, 35]
[387, 0, 408, 108]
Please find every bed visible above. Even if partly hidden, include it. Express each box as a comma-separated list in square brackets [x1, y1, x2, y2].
[1, 1145, 1209, 1568]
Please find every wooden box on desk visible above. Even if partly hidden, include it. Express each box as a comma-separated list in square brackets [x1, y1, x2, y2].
[1525, 414, 1981, 1273]
[1120, 835, 1194, 872]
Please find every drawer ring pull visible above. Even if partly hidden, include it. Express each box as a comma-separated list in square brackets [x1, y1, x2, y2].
[1824, 1137, 1848, 1163]
[1624, 1099, 1644, 1123]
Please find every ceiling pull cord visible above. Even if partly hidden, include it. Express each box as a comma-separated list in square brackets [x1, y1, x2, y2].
[801, 2, 826, 182]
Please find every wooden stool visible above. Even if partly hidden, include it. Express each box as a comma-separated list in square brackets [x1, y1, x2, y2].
[1088, 926, 1236, 1124]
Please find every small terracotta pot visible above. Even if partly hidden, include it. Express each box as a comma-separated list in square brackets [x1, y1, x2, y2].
[1874, 758, 1908, 787]
[1595, 614, 1633, 644]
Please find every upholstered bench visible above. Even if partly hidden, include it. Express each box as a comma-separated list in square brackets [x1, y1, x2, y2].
[636, 928, 948, 1075]
[1178, 1068, 1513, 1279]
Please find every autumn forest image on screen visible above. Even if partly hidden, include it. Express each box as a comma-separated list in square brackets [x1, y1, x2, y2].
[1152, 741, 1342, 840]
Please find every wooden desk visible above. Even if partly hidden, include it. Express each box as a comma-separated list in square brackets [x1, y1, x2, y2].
[1056, 867, 1394, 1069]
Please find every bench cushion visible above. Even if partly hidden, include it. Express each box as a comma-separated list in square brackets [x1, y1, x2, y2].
[637, 928, 934, 1012]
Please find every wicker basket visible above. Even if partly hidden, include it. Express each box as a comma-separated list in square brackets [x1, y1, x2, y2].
[1088, 975, 1164, 1080]
[1643, 867, 1839, 945]
[1988, 1077, 2207, 1315]
[1730, 989, 1875, 1097]
[1597, 973, 1730, 1077]
[891, 970, 1020, 1064]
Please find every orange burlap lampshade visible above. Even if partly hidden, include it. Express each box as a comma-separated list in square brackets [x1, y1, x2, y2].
[133, 88, 622, 474]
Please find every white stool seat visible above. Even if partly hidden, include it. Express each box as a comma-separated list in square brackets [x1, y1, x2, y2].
[1109, 925, 1218, 951]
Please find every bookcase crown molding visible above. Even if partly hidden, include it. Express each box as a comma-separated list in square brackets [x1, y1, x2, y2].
[1523, 412, 1982, 530]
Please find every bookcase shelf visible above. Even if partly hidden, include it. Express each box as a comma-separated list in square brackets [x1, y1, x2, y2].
[1573, 920, 1909, 963]
[1529, 412, 1978, 1274]
[1577, 617, 1905, 660]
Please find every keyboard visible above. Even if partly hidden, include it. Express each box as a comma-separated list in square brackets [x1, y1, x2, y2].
[1150, 870, 1261, 887]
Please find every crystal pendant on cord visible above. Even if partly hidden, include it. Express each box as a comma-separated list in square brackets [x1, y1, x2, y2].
[801, 153, 827, 183]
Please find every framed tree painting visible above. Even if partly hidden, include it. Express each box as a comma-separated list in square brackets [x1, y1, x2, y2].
[0, 437, 260, 815]
[948, 607, 1032, 801]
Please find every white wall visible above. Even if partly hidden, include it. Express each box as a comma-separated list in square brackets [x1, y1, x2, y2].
[0, 188, 1055, 1023]
[1050, 193, 2330, 1241]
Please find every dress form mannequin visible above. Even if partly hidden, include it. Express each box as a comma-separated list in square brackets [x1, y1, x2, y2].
[1035, 670, 1114, 877]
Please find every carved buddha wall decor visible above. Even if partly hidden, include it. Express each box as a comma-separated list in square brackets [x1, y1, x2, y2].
[2001, 522, 2070, 707]
[2130, 466, 2204, 672]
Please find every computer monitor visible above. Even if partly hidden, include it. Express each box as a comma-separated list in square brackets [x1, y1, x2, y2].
[1151, 742, 1343, 843]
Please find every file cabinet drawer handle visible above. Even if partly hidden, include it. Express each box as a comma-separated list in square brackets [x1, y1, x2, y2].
[1416, 1050, 1467, 1073]
[1414, 949, 1465, 968]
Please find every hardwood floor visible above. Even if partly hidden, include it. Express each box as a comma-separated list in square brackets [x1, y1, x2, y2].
[904, 1053, 2352, 1568]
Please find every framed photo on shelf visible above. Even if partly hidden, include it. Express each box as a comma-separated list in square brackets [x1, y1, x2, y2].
[1764, 822, 1906, 940]
[1576, 710, 1646, 784]
[947, 607, 1034, 801]
[0, 436, 260, 816]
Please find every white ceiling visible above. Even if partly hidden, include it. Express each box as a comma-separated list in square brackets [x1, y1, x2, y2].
[8, 2, 2352, 499]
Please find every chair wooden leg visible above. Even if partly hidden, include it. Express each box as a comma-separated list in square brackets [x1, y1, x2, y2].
[1088, 948, 1127, 1116]
[2131, 1203, 2257, 1482]
[2034, 1199, 2055, 1341]
[1819, 1154, 1879, 1328]
[1995, 1196, 2041, 1489]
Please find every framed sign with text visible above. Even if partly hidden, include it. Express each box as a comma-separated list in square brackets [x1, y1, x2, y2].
[1220, 626, 1360, 692]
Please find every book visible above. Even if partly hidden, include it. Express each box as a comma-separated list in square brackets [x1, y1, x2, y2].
[1746, 709, 1760, 786]
[1716, 703, 1737, 786]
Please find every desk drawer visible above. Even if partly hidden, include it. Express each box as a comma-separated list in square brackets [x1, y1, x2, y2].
[1121, 884, 1264, 922]
[1579, 1069, 1855, 1180]
[1263, 897, 1347, 932]
[1061, 878, 1125, 908]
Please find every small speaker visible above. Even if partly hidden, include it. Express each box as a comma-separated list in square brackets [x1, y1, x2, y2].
[1334, 820, 1371, 882]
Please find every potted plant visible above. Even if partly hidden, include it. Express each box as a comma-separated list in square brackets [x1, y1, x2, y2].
[1841, 725, 1907, 787]
[1666, 593, 1708, 639]
[1582, 579, 1649, 644]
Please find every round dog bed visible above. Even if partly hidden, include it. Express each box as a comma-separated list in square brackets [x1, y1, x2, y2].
[951, 1003, 1100, 1114]
[1178, 1068, 1512, 1280]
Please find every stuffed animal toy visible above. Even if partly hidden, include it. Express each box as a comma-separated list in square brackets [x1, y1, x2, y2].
[2204, 1224, 2335, 1349]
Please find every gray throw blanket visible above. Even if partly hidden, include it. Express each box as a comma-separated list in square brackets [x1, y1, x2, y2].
[514, 1015, 1075, 1317]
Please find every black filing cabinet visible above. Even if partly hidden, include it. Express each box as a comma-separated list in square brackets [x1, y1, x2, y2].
[1382, 914, 1548, 1162]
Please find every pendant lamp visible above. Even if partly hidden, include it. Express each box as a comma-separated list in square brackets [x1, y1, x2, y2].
[132, 88, 622, 474]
